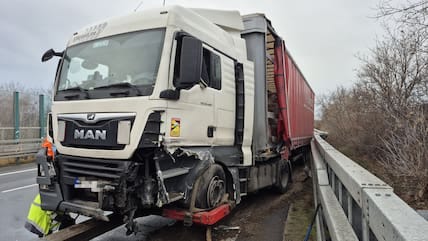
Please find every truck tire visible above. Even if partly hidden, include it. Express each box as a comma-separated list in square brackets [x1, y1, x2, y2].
[195, 164, 226, 209]
[276, 160, 290, 194]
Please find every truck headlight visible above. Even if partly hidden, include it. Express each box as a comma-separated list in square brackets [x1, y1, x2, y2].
[117, 120, 131, 144]
[57, 120, 65, 142]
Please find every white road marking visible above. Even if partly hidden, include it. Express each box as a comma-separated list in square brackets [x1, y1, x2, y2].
[0, 168, 37, 177]
[1, 183, 38, 193]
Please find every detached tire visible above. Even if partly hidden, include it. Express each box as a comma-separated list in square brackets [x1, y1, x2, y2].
[276, 160, 290, 194]
[195, 164, 226, 209]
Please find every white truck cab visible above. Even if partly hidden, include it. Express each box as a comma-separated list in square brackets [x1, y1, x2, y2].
[52, 6, 253, 164]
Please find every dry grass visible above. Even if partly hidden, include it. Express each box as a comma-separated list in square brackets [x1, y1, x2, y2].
[283, 172, 316, 241]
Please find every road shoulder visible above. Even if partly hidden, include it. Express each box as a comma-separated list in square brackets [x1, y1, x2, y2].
[283, 170, 316, 241]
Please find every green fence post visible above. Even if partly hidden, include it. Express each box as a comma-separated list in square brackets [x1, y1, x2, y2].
[13, 91, 20, 142]
[13, 91, 20, 164]
[39, 94, 45, 138]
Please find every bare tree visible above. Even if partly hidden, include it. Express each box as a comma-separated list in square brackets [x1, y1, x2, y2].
[378, 106, 428, 201]
[377, 0, 428, 101]
[318, 86, 385, 161]
[357, 29, 428, 114]
[319, 0, 428, 206]
[377, 0, 428, 28]
[379, 109, 427, 174]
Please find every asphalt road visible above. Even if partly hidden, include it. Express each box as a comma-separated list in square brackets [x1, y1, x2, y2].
[0, 162, 39, 241]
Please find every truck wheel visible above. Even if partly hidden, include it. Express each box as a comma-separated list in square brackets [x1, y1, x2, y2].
[276, 160, 290, 194]
[195, 164, 226, 209]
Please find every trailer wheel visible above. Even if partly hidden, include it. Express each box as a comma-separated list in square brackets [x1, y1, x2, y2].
[195, 164, 226, 209]
[276, 160, 290, 194]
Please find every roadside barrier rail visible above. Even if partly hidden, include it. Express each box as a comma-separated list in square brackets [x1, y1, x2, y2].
[0, 138, 41, 159]
[311, 131, 428, 241]
[0, 127, 42, 159]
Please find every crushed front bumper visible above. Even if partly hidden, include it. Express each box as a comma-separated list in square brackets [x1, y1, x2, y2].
[36, 150, 120, 221]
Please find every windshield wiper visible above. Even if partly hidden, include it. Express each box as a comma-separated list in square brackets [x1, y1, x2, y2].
[94, 82, 142, 96]
[59, 86, 90, 99]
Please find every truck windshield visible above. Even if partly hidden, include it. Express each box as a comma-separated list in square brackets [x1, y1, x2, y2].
[55, 28, 165, 100]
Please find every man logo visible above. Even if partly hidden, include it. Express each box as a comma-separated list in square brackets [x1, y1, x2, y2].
[87, 113, 96, 121]
[74, 129, 106, 140]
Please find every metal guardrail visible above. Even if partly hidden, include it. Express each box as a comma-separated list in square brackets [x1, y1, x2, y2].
[0, 127, 42, 159]
[311, 132, 428, 241]
[0, 138, 41, 158]
[0, 127, 41, 140]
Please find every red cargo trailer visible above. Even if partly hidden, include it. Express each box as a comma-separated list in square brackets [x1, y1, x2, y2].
[274, 38, 315, 156]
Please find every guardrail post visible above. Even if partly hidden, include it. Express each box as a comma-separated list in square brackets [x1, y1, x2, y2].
[362, 195, 370, 241]
[347, 192, 353, 225]
[310, 153, 326, 241]
[362, 214, 370, 241]
[13, 91, 20, 164]
[13, 91, 20, 142]
[39, 94, 45, 138]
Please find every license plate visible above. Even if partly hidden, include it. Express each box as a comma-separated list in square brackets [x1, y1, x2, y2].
[74, 179, 102, 192]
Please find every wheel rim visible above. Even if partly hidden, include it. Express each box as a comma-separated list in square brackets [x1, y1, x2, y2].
[206, 176, 225, 208]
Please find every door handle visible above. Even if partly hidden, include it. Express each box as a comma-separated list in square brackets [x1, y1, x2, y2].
[207, 126, 216, 138]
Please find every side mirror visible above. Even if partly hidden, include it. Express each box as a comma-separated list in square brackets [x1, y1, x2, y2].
[42, 49, 63, 62]
[174, 36, 202, 89]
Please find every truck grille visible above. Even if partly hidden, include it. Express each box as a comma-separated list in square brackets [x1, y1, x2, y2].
[58, 155, 126, 181]
[58, 113, 135, 150]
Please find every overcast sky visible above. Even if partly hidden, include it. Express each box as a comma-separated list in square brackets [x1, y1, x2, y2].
[0, 0, 385, 97]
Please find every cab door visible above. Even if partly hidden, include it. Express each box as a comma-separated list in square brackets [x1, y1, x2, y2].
[164, 37, 215, 147]
[202, 47, 235, 146]
[167, 81, 215, 146]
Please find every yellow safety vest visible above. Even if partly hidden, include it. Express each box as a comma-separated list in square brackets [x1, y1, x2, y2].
[26, 194, 53, 235]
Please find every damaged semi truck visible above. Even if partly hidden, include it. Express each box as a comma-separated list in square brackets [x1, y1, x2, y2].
[37, 6, 314, 232]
